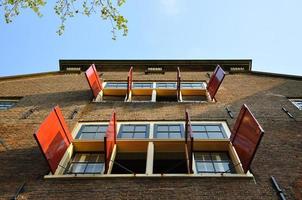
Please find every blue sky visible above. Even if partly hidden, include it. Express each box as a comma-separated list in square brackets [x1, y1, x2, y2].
[1, 0, 302, 76]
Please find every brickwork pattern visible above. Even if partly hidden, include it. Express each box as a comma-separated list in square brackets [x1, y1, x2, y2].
[0, 71, 301, 199]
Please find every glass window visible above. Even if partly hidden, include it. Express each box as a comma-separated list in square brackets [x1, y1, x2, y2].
[133, 83, 153, 89]
[181, 82, 205, 89]
[118, 124, 150, 139]
[154, 124, 184, 138]
[156, 82, 177, 88]
[67, 153, 104, 174]
[0, 100, 17, 110]
[105, 82, 127, 88]
[195, 152, 235, 173]
[76, 125, 108, 140]
[290, 99, 302, 110]
[191, 124, 226, 139]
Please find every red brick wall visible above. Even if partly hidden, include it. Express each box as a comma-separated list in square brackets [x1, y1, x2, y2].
[0, 71, 301, 199]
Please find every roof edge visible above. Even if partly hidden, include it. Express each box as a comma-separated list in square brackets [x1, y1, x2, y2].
[0, 71, 80, 81]
[249, 71, 302, 80]
[59, 59, 253, 72]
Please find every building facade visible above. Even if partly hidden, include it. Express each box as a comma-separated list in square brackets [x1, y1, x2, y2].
[0, 60, 301, 199]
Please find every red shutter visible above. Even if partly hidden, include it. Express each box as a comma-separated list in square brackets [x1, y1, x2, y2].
[177, 67, 181, 101]
[185, 110, 194, 173]
[231, 104, 264, 173]
[104, 112, 117, 173]
[207, 65, 225, 100]
[127, 66, 133, 100]
[33, 106, 72, 174]
[85, 64, 103, 99]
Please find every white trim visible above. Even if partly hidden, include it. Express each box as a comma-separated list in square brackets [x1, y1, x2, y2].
[45, 173, 253, 179]
[289, 98, 302, 110]
[72, 121, 230, 140]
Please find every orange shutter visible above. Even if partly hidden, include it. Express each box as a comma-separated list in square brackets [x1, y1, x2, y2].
[231, 104, 264, 173]
[85, 64, 103, 99]
[33, 106, 72, 174]
[207, 65, 225, 100]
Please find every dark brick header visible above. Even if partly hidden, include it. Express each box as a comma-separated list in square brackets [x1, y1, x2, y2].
[59, 59, 253, 72]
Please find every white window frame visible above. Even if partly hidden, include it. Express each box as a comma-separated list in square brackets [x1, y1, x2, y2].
[99, 81, 208, 103]
[289, 99, 302, 110]
[0, 99, 19, 110]
[46, 121, 253, 179]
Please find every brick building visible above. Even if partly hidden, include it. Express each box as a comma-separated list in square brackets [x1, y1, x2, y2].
[0, 59, 301, 199]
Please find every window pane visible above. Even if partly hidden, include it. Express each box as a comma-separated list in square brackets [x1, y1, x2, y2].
[135, 125, 147, 132]
[167, 83, 176, 88]
[211, 153, 229, 161]
[169, 125, 181, 132]
[120, 133, 133, 138]
[156, 83, 176, 88]
[69, 163, 86, 173]
[105, 82, 127, 88]
[0, 101, 15, 110]
[85, 163, 103, 173]
[73, 154, 90, 162]
[192, 83, 203, 88]
[81, 125, 99, 133]
[195, 153, 211, 161]
[133, 83, 152, 88]
[79, 133, 96, 140]
[213, 162, 232, 173]
[88, 154, 102, 162]
[193, 132, 208, 139]
[205, 125, 221, 132]
[122, 125, 135, 132]
[192, 125, 206, 132]
[134, 132, 146, 138]
[180, 83, 191, 88]
[95, 133, 106, 140]
[208, 132, 225, 139]
[169, 133, 181, 139]
[196, 162, 214, 173]
[97, 126, 108, 133]
[156, 132, 169, 138]
[157, 125, 168, 132]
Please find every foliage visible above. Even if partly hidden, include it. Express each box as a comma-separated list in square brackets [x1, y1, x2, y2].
[0, 0, 128, 39]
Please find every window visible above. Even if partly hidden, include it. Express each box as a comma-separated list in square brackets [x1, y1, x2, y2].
[156, 82, 176, 88]
[290, 99, 302, 110]
[0, 100, 17, 110]
[191, 124, 226, 139]
[45, 120, 247, 178]
[76, 125, 108, 139]
[181, 82, 205, 89]
[195, 152, 235, 173]
[111, 152, 147, 174]
[133, 83, 153, 89]
[118, 124, 150, 139]
[153, 152, 187, 174]
[105, 82, 127, 88]
[154, 124, 184, 138]
[66, 153, 104, 174]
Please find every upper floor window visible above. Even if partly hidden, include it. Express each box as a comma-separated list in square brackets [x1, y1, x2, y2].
[289, 99, 302, 110]
[195, 152, 235, 174]
[0, 100, 18, 110]
[191, 124, 227, 139]
[105, 82, 127, 88]
[66, 153, 104, 174]
[156, 82, 177, 88]
[133, 83, 153, 89]
[75, 125, 108, 140]
[181, 82, 205, 89]
[154, 124, 184, 139]
[118, 124, 150, 139]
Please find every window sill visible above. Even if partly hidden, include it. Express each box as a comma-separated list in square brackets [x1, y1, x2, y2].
[44, 173, 253, 179]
